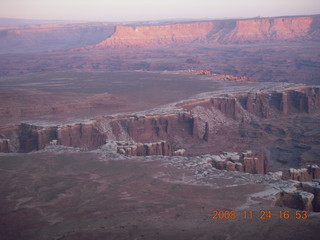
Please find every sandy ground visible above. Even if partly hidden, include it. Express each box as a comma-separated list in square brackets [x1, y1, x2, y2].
[0, 70, 297, 125]
[0, 151, 320, 240]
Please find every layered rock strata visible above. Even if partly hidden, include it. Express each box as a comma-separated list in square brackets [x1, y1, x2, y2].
[95, 22, 214, 48]
[0, 86, 319, 153]
[92, 16, 319, 49]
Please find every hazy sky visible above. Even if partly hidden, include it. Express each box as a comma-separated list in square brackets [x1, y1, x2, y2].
[1, 0, 319, 22]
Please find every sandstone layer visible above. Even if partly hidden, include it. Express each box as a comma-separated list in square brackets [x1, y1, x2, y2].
[93, 16, 319, 49]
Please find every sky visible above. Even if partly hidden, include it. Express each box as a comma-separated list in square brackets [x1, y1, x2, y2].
[0, 0, 319, 22]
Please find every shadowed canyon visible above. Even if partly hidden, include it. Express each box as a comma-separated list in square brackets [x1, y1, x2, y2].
[0, 15, 320, 240]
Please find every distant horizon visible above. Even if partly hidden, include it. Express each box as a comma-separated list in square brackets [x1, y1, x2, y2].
[1, 13, 319, 25]
[1, 0, 319, 23]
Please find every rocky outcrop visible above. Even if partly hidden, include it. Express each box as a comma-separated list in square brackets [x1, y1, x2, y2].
[173, 149, 186, 156]
[275, 181, 320, 212]
[191, 70, 256, 82]
[301, 182, 320, 212]
[116, 140, 173, 156]
[208, 150, 268, 174]
[275, 190, 315, 212]
[92, 16, 319, 49]
[283, 165, 320, 182]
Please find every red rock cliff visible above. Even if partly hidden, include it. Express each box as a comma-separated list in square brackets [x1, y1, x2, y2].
[95, 22, 214, 48]
[93, 16, 318, 49]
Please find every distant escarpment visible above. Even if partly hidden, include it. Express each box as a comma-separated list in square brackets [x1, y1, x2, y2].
[94, 22, 214, 48]
[0, 23, 115, 53]
[219, 16, 315, 43]
[92, 16, 319, 49]
[1, 86, 319, 157]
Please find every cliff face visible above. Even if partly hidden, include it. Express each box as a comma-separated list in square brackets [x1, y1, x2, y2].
[18, 123, 58, 152]
[124, 113, 194, 142]
[57, 123, 106, 149]
[93, 16, 318, 49]
[283, 165, 320, 182]
[236, 87, 320, 117]
[1, 15, 317, 52]
[95, 22, 214, 48]
[221, 17, 313, 43]
[1, 86, 319, 153]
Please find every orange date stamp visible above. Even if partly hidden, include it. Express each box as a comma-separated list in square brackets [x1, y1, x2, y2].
[210, 210, 308, 220]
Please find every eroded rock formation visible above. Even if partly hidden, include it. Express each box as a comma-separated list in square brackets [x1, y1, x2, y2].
[275, 180, 320, 212]
[283, 165, 320, 182]
[116, 140, 173, 156]
[208, 150, 268, 174]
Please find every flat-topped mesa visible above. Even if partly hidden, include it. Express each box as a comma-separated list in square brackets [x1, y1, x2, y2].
[95, 22, 214, 48]
[221, 16, 314, 43]
[92, 16, 318, 49]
